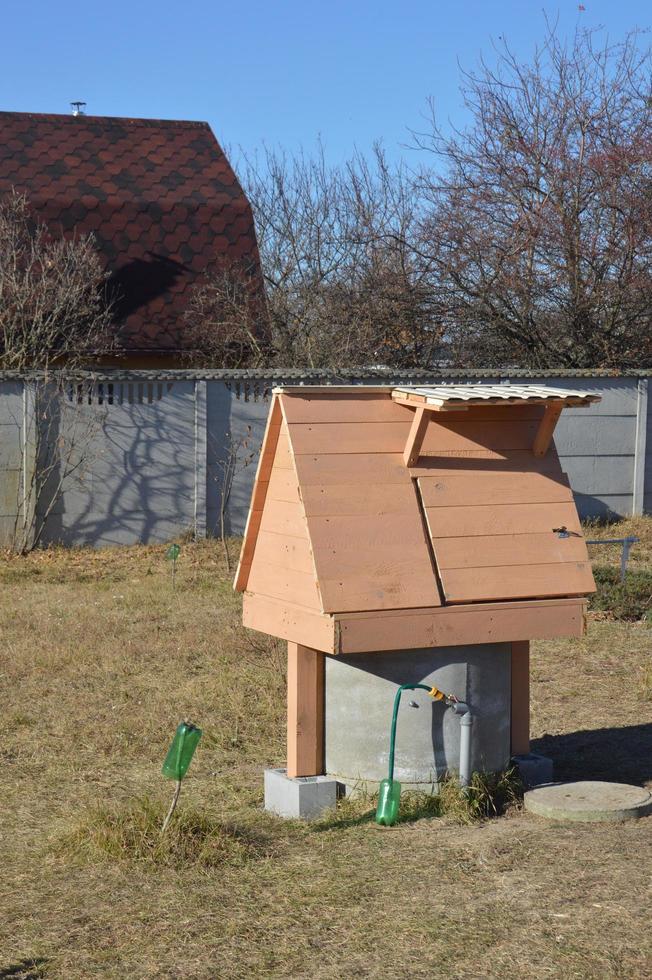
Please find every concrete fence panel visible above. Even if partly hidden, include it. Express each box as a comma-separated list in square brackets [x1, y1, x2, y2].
[0, 381, 31, 546]
[38, 379, 197, 547]
[0, 371, 649, 548]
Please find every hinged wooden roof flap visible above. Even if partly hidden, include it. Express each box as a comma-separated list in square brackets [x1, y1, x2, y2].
[392, 384, 601, 465]
[417, 470, 595, 603]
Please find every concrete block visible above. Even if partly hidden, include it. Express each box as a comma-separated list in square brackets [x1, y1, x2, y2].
[264, 768, 338, 820]
[512, 752, 554, 789]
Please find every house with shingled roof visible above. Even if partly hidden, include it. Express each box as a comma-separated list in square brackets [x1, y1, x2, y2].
[0, 111, 265, 366]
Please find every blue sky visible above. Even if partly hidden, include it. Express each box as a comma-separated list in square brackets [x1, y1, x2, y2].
[2, 1, 650, 165]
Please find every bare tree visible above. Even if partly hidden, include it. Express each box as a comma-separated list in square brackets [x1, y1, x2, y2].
[414, 24, 652, 368]
[188, 24, 652, 370]
[210, 424, 256, 572]
[0, 190, 114, 369]
[186, 144, 444, 368]
[0, 191, 114, 551]
[184, 258, 269, 368]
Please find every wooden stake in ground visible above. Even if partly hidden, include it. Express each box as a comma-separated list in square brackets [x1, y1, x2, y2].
[162, 780, 182, 833]
[165, 543, 181, 591]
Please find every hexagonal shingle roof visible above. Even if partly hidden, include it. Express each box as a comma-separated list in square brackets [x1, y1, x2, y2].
[0, 111, 264, 356]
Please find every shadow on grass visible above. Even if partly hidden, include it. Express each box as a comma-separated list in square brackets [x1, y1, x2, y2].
[311, 805, 377, 832]
[0, 959, 48, 979]
[532, 722, 652, 785]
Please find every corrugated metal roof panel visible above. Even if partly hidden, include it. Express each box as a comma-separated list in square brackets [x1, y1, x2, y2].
[392, 384, 601, 406]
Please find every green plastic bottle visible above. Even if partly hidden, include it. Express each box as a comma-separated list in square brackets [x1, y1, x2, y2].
[376, 778, 401, 826]
[162, 722, 202, 781]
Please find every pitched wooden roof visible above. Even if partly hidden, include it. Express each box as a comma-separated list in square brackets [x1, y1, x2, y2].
[235, 385, 599, 624]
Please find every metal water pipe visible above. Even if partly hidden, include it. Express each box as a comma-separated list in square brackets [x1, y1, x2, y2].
[449, 700, 473, 787]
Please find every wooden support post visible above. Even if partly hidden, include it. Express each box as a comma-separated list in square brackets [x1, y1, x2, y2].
[511, 641, 530, 756]
[403, 406, 430, 467]
[532, 402, 563, 457]
[287, 642, 325, 778]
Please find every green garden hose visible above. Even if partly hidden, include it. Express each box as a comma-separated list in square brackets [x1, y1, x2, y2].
[376, 683, 454, 826]
[387, 684, 433, 783]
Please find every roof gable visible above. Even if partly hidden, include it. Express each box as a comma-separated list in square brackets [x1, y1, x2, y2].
[0, 111, 263, 354]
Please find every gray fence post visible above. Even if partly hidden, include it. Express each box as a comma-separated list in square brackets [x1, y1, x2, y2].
[20, 381, 37, 550]
[633, 378, 648, 516]
[194, 380, 208, 538]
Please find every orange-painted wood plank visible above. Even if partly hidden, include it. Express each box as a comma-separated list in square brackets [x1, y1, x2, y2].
[272, 430, 294, 469]
[533, 403, 563, 457]
[294, 452, 409, 485]
[234, 396, 282, 592]
[247, 560, 322, 610]
[420, 419, 540, 455]
[313, 550, 438, 596]
[435, 532, 590, 570]
[418, 471, 573, 508]
[259, 498, 310, 538]
[288, 421, 411, 455]
[266, 466, 302, 503]
[300, 482, 416, 517]
[287, 419, 541, 456]
[422, 500, 582, 538]
[292, 450, 562, 488]
[441, 561, 595, 603]
[307, 512, 442, 612]
[337, 595, 582, 621]
[410, 451, 563, 475]
[287, 642, 325, 777]
[242, 593, 335, 654]
[511, 641, 530, 755]
[318, 571, 439, 614]
[307, 512, 435, 555]
[395, 400, 546, 421]
[252, 529, 316, 575]
[280, 392, 412, 424]
[335, 599, 586, 653]
[403, 406, 430, 466]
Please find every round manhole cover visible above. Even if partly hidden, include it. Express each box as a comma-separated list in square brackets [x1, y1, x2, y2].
[525, 781, 652, 822]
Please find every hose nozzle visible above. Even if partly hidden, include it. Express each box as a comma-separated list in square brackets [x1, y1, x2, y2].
[428, 685, 459, 703]
[428, 685, 446, 701]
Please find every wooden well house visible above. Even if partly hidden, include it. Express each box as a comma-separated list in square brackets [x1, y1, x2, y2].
[235, 384, 600, 787]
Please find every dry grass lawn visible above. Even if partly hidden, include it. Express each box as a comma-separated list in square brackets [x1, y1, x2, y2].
[0, 522, 650, 979]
